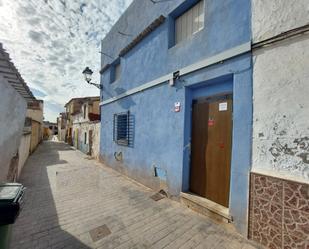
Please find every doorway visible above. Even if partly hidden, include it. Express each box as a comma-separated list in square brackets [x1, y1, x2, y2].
[89, 130, 93, 156]
[189, 95, 232, 207]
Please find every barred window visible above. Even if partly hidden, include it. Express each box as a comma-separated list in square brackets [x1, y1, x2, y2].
[113, 111, 133, 146]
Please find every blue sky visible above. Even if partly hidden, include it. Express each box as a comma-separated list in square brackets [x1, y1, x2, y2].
[0, 0, 132, 122]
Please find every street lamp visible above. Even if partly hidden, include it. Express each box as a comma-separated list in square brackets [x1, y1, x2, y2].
[82, 67, 102, 89]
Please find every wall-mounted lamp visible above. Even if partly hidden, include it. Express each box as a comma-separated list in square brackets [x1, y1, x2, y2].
[169, 70, 180, 86]
[82, 67, 102, 89]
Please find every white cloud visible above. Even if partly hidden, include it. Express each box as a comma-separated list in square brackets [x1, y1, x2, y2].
[0, 0, 132, 122]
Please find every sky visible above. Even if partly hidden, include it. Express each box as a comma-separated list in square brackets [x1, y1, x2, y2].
[0, 0, 132, 122]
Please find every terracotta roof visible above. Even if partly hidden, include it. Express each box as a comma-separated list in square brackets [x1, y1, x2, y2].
[99, 16, 166, 75]
[119, 15, 166, 57]
[0, 43, 36, 102]
[64, 96, 100, 107]
[99, 63, 111, 75]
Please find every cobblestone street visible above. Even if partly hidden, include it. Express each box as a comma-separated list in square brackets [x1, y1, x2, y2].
[11, 141, 258, 249]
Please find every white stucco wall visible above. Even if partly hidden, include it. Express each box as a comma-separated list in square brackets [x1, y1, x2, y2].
[252, 1, 309, 182]
[17, 133, 31, 178]
[91, 122, 100, 160]
[26, 107, 43, 124]
[0, 76, 27, 182]
[252, 36, 309, 182]
[252, 0, 309, 42]
[72, 121, 100, 159]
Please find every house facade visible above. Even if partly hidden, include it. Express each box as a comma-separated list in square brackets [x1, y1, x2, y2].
[0, 43, 37, 181]
[100, 0, 252, 235]
[43, 121, 58, 140]
[68, 97, 101, 158]
[27, 100, 44, 152]
[248, 1, 309, 248]
[57, 112, 67, 142]
[64, 98, 85, 145]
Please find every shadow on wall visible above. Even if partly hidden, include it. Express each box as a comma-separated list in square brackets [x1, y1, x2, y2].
[114, 87, 136, 109]
[10, 141, 91, 248]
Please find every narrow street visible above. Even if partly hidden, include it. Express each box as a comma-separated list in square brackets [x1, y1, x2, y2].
[10, 141, 257, 249]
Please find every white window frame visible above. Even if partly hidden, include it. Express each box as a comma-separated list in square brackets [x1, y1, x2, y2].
[175, 0, 204, 44]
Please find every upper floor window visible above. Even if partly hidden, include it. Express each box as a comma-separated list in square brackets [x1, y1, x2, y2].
[83, 105, 87, 119]
[115, 63, 121, 81]
[111, 62, 121, 83]
[175, 0, 204, 44]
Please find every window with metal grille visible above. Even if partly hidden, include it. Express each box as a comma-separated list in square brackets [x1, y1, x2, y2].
[175, 0, 204, 44]
[113, 111, 133, 146]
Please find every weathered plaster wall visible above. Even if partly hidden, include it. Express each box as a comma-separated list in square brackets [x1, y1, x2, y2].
[91, 122, 100, 160]
[252, 36, 309, 182]
[58, 129, 66, 142]
[252, 0, 309, 42]
[30, 121, 41, 153]
[0, 76, 27, 182]
[26, 106, 43, 124]
[17, 133, 31, 178]
[73, 121, 100, 159]
[252, 0, 309, 182]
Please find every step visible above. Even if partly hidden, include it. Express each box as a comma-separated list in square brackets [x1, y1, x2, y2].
[180, 192, 232, 223]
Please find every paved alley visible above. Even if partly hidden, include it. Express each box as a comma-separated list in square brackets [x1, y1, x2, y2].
[11, 141, 258, 249]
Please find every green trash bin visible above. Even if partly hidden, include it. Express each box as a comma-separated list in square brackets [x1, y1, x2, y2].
[0, 225, 12, 249]
[0, 183, 25, 249]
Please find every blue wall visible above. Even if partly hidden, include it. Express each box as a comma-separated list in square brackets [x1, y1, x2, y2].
[100, 0, 252, 235]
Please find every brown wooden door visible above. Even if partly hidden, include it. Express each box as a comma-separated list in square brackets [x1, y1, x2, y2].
[189, 95, 232, 207]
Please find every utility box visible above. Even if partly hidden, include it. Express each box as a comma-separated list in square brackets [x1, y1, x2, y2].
[0, 183, 25, 225]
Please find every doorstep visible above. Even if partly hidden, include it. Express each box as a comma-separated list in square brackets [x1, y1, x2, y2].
[180, 192, 232, 223]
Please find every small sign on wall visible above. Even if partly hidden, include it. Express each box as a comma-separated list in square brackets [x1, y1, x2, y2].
[208, 119, 215, 126]
[174, 102, 181, 112]
[219, 102, 228, 111]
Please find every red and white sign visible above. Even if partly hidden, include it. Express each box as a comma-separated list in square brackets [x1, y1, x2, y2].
[174, 102, 181, 112]
[208, 119, 215, 126]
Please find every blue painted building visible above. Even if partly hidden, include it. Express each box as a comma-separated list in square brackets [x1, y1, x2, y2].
[99, 0, 252, 235]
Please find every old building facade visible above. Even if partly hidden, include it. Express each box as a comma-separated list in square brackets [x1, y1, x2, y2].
[64, 98, 85, 145]
[57, 112, 67, 142]
[0, 43, 39, 181]
[248, 1, 309, 248]
[100, 0, 252, 235]
[27, 100, 44, 152]
[71, 97, 100, 158]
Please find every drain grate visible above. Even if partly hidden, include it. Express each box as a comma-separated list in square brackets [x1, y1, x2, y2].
[150, 192, 165, 201]
[89, 224, 111, 242]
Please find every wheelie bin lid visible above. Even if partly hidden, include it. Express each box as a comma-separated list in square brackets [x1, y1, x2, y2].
[0, 183, 24, 203]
